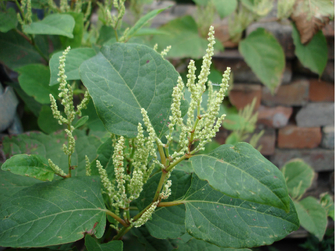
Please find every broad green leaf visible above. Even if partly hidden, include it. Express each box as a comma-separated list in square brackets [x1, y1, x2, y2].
[2, 130, 101, 177]
[0, 170, 43, 202]
[281, 159, 314, 199]
[85, 235, 123, 251]
[16, 64, 59, 104]
[81, 100, 106, 131]
[182, 175, 299, 248]
[0, 176, 106, 247]
[0, 8, 17, 32]
[126, 7, 170, 40]
[174, 234, 252, 251]
[175, 159, 194, 173]
[97, 25, 118, 45]
[213, 0, 237, 18]
[59, 12, 84, 48]
[191, 143, 290, 212]
[80, 43, 180, 138]
[49, 47, 96, 85]
[292, 24, 328, 76]
[150, 15, 212, 58]
[294, 197, 327, 241]
[23, 14, 75, 38]
[131, 226, 175, 251]
[239, 28, 285, 93]
[1, 154, 55, 181]
[37, 105, 64, 134]
[0, 30, 44, 69]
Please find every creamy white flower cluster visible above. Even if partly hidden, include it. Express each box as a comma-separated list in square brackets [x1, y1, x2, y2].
[49, 46, 90, 157]
[17, 0, 32, 26]
[132, 201, 159, 228]
[169, 26, 230, 158]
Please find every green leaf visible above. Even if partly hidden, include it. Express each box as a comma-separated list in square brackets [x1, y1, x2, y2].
[16, 64, 59, 104]
[239, 28, 285, 93]
[281, 159, 314, 199]
[225, 132, 240, 145]
[213, 0, 237, 18]
[131, 226, 175, 251]
[0, 170, 43, 202]
[2, 130, 101, 177]
[132, 28, 170, 37]
[23, 14, 75, 38]
[182, 175, 299, 248]
[80, 43, 180, 138]
[37, 105, 64, 134]
[174, 234, 252, 251]
[150, 15, 212, 58]
[0, 8, 17, 32]
[81, 100, 106, 131]
[292, 24, 328, 76]
[59, 12, 84, 48]
[0, 176, 106, 247]
[222, 114, 246, 131]
[320, 193, 335, 220]
[85, 235, 123, 251]
[0, 30, 44, 70]
[74, 115, 89, 129]
[191, 142, 290, 212]
[1, 154, 55, 181]
[126, 6, 170, 40]
[294, 197, 327, 241]
[49, 47, 96, 85]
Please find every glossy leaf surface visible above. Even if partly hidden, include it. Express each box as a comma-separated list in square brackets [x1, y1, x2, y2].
[85, 235, 123, 251]
[182, 175, 299, 248]
[23, 14, 75, 38]
[294, 197, 327, 241]
[1, 154, 54, 181]
[2, 131, 101, 177]
[0, 176, 106, 247]
[191, 143, 290, 211]
[0, 30, 44, 69]
[239, 28, 285, 93]
[0, 8, 17, 32]
[16, 64, 59, 104]
[49, 48, 96, 85]
[292, 24, 328, 76]
[281, 159, 314, 199]
[80, 43, 180, 138]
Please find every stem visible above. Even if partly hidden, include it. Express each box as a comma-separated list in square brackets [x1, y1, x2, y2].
[15, 29, 31, 43]
[153, 170, 168, 201]
[113, 225, 132, 240]
[165, 154, 188, 173]
[158, 201, 185, 207]
[15, 0, 25, 19]
[156, 139, 166, 167]
[104, 209, 129, 228]
[113, 27, 119, 42]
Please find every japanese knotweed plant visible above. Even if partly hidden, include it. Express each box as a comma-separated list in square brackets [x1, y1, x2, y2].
[0, 26, 299, 250]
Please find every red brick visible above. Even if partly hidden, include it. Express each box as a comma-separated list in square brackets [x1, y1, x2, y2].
[257, 105, 293, 128]
[262, 79, 309, 106]
[278, 125, 322, 149]
[309, 79, 334, 102]
[229, 84, 262, 110]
